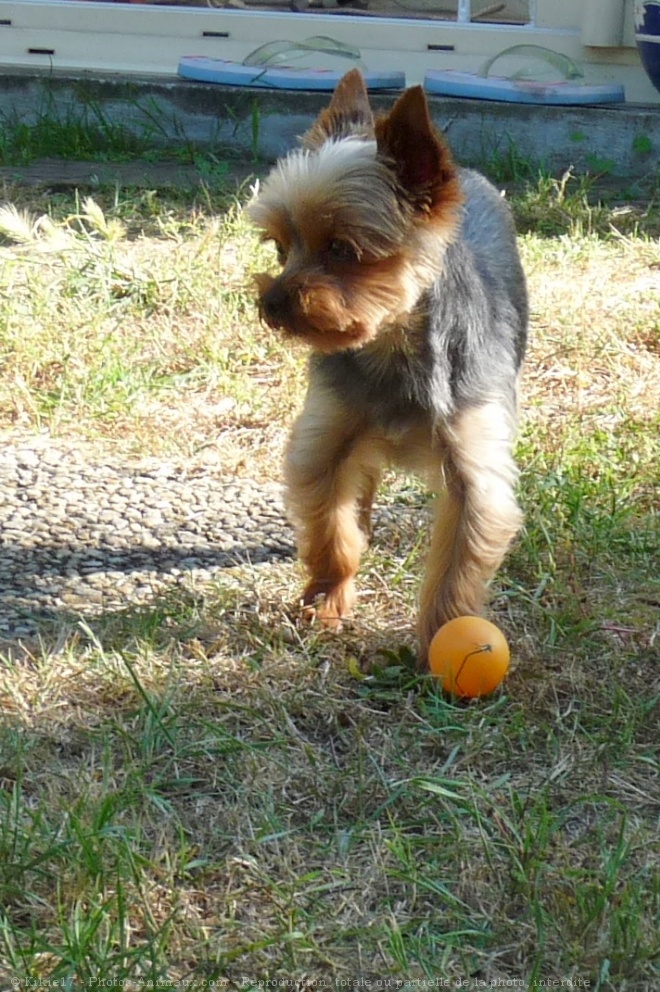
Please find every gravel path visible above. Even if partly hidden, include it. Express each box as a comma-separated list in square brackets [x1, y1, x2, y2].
[0, 438, 294, 639]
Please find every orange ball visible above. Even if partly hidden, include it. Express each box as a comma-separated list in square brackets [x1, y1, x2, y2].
[428, 616, 510, 698]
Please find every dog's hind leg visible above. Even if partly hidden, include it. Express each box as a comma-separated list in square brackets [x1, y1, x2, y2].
[418, 400, 522, 666]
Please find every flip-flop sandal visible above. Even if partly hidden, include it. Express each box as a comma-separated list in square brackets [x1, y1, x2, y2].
[425, 45, 625, 104]
[179, 37, 405, 90]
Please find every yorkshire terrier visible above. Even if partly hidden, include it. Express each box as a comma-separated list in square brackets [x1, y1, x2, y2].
[249, 69, 528, 668]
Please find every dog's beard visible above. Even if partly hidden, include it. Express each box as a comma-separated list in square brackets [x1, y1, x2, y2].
[254, 271, 368, 351]
[254, 252, 444, 353]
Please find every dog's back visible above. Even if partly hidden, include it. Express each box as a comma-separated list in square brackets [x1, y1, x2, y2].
[315, 167, 527, 427]
[422, 167, 528, 413]
[458, 168, 528, 360]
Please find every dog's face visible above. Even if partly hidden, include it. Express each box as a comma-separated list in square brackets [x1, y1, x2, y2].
[249, 70, 463, 353]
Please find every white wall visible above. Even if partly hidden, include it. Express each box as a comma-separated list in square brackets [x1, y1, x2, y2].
[0, 0, 656, 103]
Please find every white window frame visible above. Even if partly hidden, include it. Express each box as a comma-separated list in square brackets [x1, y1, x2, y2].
[0, 0, 645, 93]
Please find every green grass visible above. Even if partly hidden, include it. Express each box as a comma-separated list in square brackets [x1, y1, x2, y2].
[0, 161, 658, 987]
[0, 98, 226, 168]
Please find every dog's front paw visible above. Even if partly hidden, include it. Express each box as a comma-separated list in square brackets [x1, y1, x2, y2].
[298, 579, 356, 631]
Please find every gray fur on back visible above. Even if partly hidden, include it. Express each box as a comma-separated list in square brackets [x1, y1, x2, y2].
[314, 168, 528, 429]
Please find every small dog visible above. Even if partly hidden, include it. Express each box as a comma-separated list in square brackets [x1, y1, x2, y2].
[249, 70, 528, 667]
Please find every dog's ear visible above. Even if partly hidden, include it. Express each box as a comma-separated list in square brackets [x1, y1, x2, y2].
[302, 69, 374, 149]
[375, 86, 462, 218]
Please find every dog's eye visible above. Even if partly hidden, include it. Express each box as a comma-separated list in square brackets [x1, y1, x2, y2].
[264, 238, 287, 265]
[273, 240, 288, 265]
[327, 239, 360, 264]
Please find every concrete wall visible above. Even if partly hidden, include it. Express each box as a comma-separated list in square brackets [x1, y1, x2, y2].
[1, 69, 659, 178]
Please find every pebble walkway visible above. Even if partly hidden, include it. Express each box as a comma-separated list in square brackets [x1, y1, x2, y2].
[0, 438, 294, 639]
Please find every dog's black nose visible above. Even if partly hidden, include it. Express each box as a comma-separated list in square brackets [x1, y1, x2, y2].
[260, 283, 291, 327]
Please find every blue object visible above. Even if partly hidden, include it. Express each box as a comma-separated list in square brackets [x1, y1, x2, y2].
[178, 56, 404, 91]
[635, 1, 660, 95]
[424, 70, 625, 105]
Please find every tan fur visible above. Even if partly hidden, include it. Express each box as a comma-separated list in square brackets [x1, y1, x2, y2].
[249, 81, 464, 356]
[417, 402, 523, 659]
[374, 85, 464, 225]
[249, 73, 526, 669]
[302, 68, 375, 149]
[286, 390, 522, 659]
[284, 385, 376, 627]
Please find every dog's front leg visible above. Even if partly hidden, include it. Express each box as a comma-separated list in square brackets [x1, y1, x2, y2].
[284, 384, 380, 629]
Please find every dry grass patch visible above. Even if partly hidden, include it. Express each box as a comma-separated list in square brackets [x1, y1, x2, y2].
[0, 172, 658, 987]
[0, 186, 299, 475]
[523, 235, 659, 423]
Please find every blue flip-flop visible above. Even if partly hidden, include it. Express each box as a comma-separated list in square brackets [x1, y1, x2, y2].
[179, 38, 404, 91]
[425, 45, 624, 105]
[179, 57, 404, 90]
[424, 70, 624, 105]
